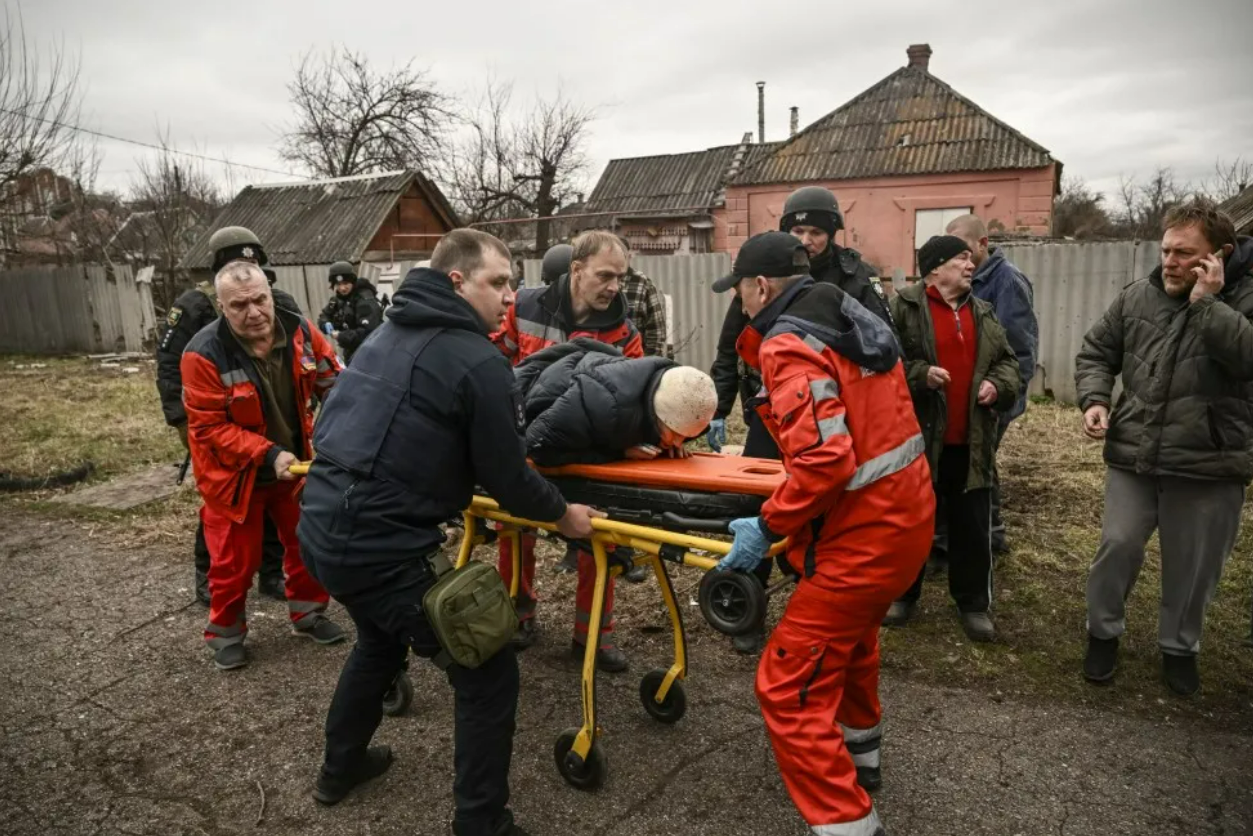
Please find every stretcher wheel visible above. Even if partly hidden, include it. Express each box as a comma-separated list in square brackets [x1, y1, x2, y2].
[382, 672, 414, 717]
[639, 669, 687, 724]
[699, 570, 767, 637]
[553, 728, 608, 791]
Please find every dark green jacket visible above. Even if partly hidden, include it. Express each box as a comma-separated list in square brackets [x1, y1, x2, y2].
[1074, 236, 1253, 483]
[890, 282, 1021, 491]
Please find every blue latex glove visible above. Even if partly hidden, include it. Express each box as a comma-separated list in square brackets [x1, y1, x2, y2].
[322, 322, 335, 336]
[706, 418, 727, 452]
[716, 516, 770, 572]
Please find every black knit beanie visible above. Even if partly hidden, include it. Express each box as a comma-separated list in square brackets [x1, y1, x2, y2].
[917, 235, 971, 278]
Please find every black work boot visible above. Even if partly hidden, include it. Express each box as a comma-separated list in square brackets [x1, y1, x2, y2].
[1082, 634, 1119, 684]
[732, 629, 765, 655]
[881, 600, 916, 627]
[1162, 652, 1200, 697]
[510, 619, 539, 651]
[194, 571, 210, 607]
[313, 745, 394, 805]
[258, 573, 286, 602]
[571, 640, 628, 673]
[213, 643, 247, 671]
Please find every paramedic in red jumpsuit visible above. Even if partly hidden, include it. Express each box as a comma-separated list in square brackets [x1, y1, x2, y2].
[713, 232, 934, 836]
[491, 230, 643, 672]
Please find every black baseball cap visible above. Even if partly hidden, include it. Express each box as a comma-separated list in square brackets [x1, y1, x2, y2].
[712, 231, 810, 293]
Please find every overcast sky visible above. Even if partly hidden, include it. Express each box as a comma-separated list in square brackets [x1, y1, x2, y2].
[25, 0, 1253, 205]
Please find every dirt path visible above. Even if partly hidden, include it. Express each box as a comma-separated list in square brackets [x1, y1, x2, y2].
[1, 512, 1249, 836]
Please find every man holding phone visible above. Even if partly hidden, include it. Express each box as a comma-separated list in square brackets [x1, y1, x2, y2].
[1076, 197, 1253, 696]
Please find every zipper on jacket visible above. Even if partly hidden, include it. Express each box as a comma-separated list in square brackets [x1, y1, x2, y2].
[342, 478, 360, 511]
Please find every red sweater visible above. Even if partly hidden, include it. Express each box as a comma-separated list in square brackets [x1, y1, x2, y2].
[926, 285, 977, 445]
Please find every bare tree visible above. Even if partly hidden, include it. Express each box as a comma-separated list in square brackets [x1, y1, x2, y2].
[122, 133, 222, 310]
[0, 7, 84, 192]
[1198, 156, 1252, 203]
[1053, 175, 1115, 239]
[445, 81, 593, 252]
[278, 47, 453, 178]
[1116, 167, 1184, 239]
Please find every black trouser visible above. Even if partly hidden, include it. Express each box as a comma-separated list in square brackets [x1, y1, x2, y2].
[935, 420, 1010, 556]
[743, 410, 792, 589]
[194, 514, 284, 581]
[743, 409, 780, 459]
[900, 445, 993, 613]
[989, 417, 1009, 552]
[322, 564, 520, 836]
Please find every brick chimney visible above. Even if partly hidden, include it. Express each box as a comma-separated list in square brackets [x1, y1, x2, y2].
[907, 43, 932, 70]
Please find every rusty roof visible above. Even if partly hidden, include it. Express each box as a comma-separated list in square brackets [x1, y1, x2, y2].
[734, 65, 1056, 186]
[584, 139, 782, 218]
[1219, 184, 1253, 234]
[178, 170, 458, 269]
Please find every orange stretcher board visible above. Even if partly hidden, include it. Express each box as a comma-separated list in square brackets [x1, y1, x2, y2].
[534, 452, 786, 497]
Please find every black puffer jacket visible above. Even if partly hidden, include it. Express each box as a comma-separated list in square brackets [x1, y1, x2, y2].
[710, 244, 890, 420]
[516, 338, 675, 466]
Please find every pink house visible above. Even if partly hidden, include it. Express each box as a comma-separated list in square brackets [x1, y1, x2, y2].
[585, 44, 1061, 278]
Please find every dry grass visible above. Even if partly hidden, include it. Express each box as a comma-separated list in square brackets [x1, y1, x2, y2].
[3, 357, 1251, 726]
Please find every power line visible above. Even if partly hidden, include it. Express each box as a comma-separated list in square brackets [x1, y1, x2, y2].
[0, 105, 308, 179]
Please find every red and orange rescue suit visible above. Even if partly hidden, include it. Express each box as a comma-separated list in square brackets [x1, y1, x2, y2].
[739, 278, 934, 835]
[181, 306, 341, 651]
[491, 275, 643, 648]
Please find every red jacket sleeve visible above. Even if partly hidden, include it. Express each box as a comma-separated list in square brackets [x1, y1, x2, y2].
[622, 324, 644, 359]
[491, 304, 521, 364]
[180, 351, 273, 470]
[308, 321, 341, 397]
[758, 336, 857, 539]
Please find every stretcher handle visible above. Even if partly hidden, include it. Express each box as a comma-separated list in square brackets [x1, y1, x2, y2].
[658, 512, 732, 534]
[290, 461, 311, 476]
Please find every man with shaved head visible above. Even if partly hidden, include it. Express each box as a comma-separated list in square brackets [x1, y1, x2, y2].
[944, 214, 1038, 555]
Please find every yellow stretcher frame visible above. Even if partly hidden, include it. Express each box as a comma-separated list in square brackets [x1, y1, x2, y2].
[459, 494, 787, 790]
[289, 461, 786, 790]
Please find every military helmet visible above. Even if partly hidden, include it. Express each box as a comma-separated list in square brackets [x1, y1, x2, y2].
[327, 260, 357, 286]
[540, 243, 573, 286]
[209, 226, 268, 270]
[779, 186, 844, 235]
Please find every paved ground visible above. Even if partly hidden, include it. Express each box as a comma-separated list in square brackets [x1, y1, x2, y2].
[2, 512, 1250, 836]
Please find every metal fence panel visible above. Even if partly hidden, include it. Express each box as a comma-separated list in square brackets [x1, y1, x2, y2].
[0, 263, 156, 355]
[999, 240, 1158, 404]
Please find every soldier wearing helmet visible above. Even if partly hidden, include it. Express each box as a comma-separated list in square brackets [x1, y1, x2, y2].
[706, 186, 893, 655]
[316, 261, 383, 363]
[155, 226, 299, 605]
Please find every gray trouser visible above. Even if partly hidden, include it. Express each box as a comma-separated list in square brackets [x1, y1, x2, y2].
[1086, 467, 1245, 655]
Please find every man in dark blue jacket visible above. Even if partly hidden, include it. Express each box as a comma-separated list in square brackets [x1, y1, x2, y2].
[946, 214, 1039, 554]
[298, 229, 600, 836]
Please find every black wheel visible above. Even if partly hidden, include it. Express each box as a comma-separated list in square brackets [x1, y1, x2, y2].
[382, 672, 414, 717]
[638, 668, 687, 724]
[699, 570, 767, 637]
[553, 728, 608, 791]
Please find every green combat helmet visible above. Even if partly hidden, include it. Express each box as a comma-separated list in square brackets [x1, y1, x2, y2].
[209, 226, 268, 271]
[327, 260, 357, 285]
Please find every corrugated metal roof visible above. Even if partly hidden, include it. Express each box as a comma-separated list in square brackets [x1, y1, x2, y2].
[178, 170, 457, 269]
[1219, 184, 1253, 234]
[735, 66, 1056, 186]
[584, 141, 782, 218]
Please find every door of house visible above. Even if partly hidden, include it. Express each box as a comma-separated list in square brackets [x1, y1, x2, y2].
[913, 207, 972, 274]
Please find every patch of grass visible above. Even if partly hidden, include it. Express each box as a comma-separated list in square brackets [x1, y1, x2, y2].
[0, 355, 183, 482]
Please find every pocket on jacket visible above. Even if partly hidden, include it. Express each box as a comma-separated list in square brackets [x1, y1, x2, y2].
[768, 375, 823, 454]
[226, 389, 264, 427]
[1206, 406, 1225, 450]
